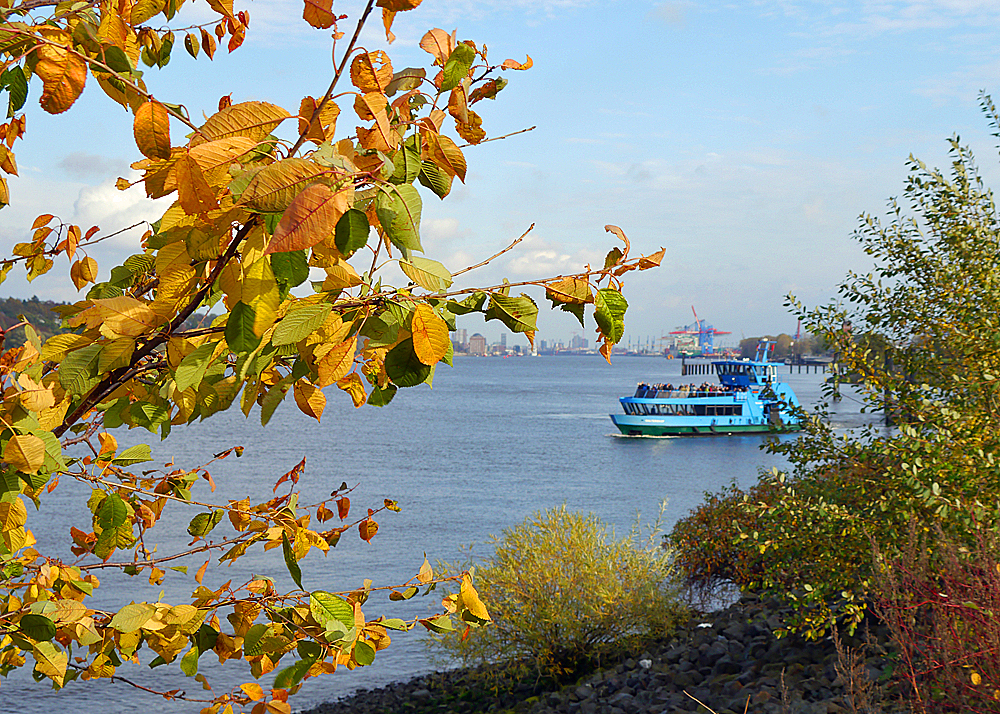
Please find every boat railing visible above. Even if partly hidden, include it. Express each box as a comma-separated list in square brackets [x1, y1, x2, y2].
[633, 387, 746, 399]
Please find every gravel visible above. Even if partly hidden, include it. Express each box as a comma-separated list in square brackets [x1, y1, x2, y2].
[299, 593, 902, 714]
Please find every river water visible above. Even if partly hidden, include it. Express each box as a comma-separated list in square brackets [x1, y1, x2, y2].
[10, 355, 876, 713]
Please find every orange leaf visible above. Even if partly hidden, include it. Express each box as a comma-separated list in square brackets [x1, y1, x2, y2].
[266, 183, 350, 255]
[419, 28, 454, 65]
[302, 0, 335, 29]
[35, 43, 87, 114]
[381, 8, 396, 42]
[358, 518, 378, 543]
[134, 101, 172, 160]
[31, 214, 54, 230]
[377, 0, 422, 9]
[423, 131, 466, 182]
[501, 55, 533, 71]
[195, 558, 209, 585]
[350, 51, 392, 93]
[638, 247, 666, 270]
[241, 682, 265, 701]
[337, 496, 350, 520]
[172, 153, 219, 214]
[316, 337, 357, 387]
[336, 373, 366, 407]
[69, 256, 98, 290]
[293, 379, 326, 422]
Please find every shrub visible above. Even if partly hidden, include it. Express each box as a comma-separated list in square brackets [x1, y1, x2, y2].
[873, 523, 1000, 714]
[430, 505, 687, 682]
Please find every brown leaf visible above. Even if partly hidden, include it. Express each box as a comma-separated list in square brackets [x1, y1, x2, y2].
[266, 183, 350, 255]
[337, 496, 350, 520]
[358, 518, 378, 542]
[638, 247, 665, 270]
[303, 0, 335, 28]
[298, 97, 340, 144]
[455, 110, 485, 145]
[376, 0, 422, 9]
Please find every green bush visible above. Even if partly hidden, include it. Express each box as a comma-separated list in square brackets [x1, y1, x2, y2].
[429, 505, 687, 681]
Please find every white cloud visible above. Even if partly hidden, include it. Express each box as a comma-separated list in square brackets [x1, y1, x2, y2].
[71, 181, 172, 248]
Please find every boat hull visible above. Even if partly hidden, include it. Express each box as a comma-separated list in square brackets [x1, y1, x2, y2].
[609, 414, 801, 437]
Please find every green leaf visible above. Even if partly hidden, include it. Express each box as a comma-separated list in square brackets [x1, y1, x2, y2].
[388, 146, 421, 186]
[485, 293, 538, 333]
[384, 338, 431, 388]
[441, 43, 475, 92]
[400, 257, 453, 292]
[271, 250, 310, 293]
[273, 657, 312, 689]
[385, 67, 426, 96]
[194, 624, 219, 654]
[174, 342, 218, 393]
[179, 646, 199, 676]
[594, 288, 628, 344]
[2, 66, 27, 116]
[367, 383, 397, 407]
[375, 185, 423, 259]
[111, 444, 153, 466]
[225, 302, 260, 354]
[58, 343, 103, 396]
[380, 618, 409, 631]
[19, 614, 56, 642]
[187, 510, 224, 538]
[282, 531, 303, 590]
[421, 615, 454, 633]
[309, 591, 354, 628]
[272, 304, 332, 346]
[96, 493, 129, 531]
[353, 639, 376, 666]
[335, 209, 370, 258]
[446, 292, 487, 315]
[243, 623, 269, 657]
[418, 159, 452, 200]
[102, 45, 133, 74]
[109, 602, 155, 633]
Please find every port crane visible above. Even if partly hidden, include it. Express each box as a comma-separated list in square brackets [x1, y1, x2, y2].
[666, 306, 732, 355]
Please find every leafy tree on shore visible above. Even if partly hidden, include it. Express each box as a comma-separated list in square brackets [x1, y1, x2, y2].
[672, 95, 1000, 638]
[0, 0, 663, 710]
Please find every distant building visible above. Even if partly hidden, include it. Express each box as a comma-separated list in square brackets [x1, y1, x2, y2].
[570, 334, 588, 350]
[500, 333, 507, 350]
[452, 327, 468, 351]
[469, 333, 487, 356]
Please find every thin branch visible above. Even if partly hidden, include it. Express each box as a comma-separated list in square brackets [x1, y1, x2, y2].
[451, 223, 533, 278]
[64, 662, 214, 703]
[458, 125, 535, 149]
[287, 0, 375, 158]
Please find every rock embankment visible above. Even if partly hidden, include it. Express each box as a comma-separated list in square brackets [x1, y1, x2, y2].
[300, 594, 899, 714]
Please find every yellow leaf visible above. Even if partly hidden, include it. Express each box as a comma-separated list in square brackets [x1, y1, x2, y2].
[240, 158, 329, 213]
[501, 55, 533, 70]
[32, 641, 67, 686]
[196, 101, 291, 145]
[417, 557, 432, 584]
[134, 101, 172, 160]
[458, 573, 490, 622]
[0, 497, 27, 532]
[35, 43, 87, 115]
[240, 682, 264, 701]
[350, 51, 393, 93]
[5, 435, 45, 474]
[188, 137, 259, 187]
[243, 258, 280, 336]
[40, 332, 92, 361]
[972, 672, 983, 686]
[321, 262, 362, 291]
[83, 296, 163, 338]
[336, 373, 366, 408]
[317, 337, 357, 387]
[206, 0, 234, 18]
[302, 0, 335, 28]
[17, 374, 56, 412]
[293, 379, 326, 422]
[69, 256, 99, 290]
[172, 154, 220, 215]
[267, 183, 350, 255]
[410, 304, 449, 366]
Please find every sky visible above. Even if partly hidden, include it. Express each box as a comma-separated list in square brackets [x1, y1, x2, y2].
[5, 0, 1000, 349]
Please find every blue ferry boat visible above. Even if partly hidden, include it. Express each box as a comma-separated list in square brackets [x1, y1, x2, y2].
[610, 341, 803, 436]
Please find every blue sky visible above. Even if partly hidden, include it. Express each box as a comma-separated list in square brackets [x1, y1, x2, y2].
[5, 0, 1000, 348]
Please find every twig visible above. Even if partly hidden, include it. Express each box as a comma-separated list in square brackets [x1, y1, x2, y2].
[287, 0, 375, 158]
[65, 662, 214, 703]
[458, 125, 535, 149]
[451, 224, 534, 278]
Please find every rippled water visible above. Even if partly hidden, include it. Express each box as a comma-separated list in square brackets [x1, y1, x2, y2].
[11, 355, 877, 713]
